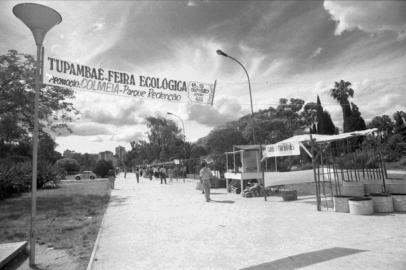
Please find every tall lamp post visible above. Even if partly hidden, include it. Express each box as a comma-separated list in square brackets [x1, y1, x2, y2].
[217, 49, 267, 200]
[216, 49, 255, 144]
[167, 112, 186, 159]
[13, 3, 62, 266]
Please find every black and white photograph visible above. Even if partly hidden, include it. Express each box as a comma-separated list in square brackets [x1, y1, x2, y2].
[1, 0, 406, 269]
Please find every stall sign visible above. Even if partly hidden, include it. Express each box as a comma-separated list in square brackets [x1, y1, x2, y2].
[263, 141, 300, 157]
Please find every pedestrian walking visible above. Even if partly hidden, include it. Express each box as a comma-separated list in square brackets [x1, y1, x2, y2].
[174, 166, 179, 182]
[160, 166, 167, 184]
[181, 165, 186, 183]
[168, 166, 174, 183]
[148, 167, 153, 180]
[153, 167, 159, 179]
[108, 169, 116, 189]
[199, 162, 212, 202]
[135, 167, 140, 183]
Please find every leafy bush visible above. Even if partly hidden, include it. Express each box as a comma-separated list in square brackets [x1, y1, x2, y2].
[94, 160, 114, 178]
[55, 158, 80, 175]
[383, 134, 404, 162]
[0, 160, 31, 199]
[0, 159, 60, 199]
[37, 161, 60, 188]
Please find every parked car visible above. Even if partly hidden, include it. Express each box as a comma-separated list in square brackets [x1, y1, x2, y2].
[74, 171, 96, 180]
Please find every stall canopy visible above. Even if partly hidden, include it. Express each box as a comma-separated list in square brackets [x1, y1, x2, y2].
[262, 128, 378, 159]
[277, 128, 378, 144]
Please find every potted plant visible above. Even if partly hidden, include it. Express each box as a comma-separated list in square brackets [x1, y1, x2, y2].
[282, 189, 297, 201]
[333, 195, 352, 213]
[369, 193, 393, 213]
[391, 193, 406, 212]
[348, 196, 374, 215]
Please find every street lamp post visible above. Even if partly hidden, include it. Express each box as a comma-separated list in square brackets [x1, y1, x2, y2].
[217, 49, 267, 201]
[216, 49, 255, 144]
[13, 3, 62, 266]
[167, 112, 186, 159]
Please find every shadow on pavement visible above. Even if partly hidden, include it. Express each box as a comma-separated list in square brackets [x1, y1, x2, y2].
[211, 192, 228, 195]
[210, 200, 235, 204]
[240, 247, 367, 270]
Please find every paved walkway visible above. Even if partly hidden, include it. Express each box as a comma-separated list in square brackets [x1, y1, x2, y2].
[90, 173, 406, 270]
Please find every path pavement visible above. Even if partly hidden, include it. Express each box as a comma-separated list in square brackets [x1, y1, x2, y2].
[90, 173, 406, 270]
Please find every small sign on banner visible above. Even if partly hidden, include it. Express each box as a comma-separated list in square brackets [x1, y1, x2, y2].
[263, 141, 301, 158]
[43, 54, 216, 105]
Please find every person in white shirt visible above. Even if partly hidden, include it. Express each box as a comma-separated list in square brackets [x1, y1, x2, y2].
[199, 162, 213, 202]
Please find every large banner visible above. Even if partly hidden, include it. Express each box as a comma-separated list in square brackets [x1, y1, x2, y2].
[263, 141, 301, 158]
[43, 55, 216, 105]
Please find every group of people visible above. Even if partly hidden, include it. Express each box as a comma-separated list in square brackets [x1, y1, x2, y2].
[107, 163, 214, 203]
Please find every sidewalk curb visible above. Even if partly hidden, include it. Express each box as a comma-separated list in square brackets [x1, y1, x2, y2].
[86, 188, 111, 270]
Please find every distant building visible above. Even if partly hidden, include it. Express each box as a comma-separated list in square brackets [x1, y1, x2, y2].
[98, 151, 114, 162]
[115, 146, 126, 165]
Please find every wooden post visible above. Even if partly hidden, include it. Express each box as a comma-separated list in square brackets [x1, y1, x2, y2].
[310, 135, 321, 211]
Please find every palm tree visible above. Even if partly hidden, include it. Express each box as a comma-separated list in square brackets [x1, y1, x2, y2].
[330, 80, 354, 132]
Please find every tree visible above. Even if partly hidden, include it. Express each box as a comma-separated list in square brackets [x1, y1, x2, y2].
[302, 96, 336, 134]
[94, 160, 114, 178]
[330, 80, 354, 132]
[0, 50, 77, 142]
[38, 133, 61, 164]
[330, 80, 366, 132]
[206, 125, 245, 154]
[367, 115, 394, 135]
[55, 158, 80, 174]
[393, 111, 406, 134]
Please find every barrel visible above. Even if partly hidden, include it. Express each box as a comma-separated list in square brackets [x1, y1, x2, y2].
[349, 197, 374, 215]
[392, 194, 406, 212]
[333, 196, 351, 213]
[370, 193, 393, 213]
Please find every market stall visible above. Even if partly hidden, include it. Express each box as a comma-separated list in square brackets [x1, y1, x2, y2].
[224, 145, 263, 193]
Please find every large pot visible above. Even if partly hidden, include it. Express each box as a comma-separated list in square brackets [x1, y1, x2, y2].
[333, 196, 351, 213]
[342, 182, 364, 197]
[392, 194, 406, 212]
[282, 190, 297, 201]
[386, 183, 406, 194]
[370, 193, 393, 213]
[349, 197, 374, 215]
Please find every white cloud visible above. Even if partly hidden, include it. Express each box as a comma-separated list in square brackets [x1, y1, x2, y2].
[311, 47, 322, 58]
[56, 122, 113, 137]
[115, 131, 145, 143]
[91, 18, 106, 32]
[187, 97, 245, 127]
[324, 1, 406, 38]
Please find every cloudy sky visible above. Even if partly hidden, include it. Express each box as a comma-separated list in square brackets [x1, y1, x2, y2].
[1, 0, 405, 154]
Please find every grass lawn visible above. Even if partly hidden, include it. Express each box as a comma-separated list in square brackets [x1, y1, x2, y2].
[0, 179, 110, 269]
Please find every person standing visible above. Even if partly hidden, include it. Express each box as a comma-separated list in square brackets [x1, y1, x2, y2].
[160, 166, 167, 184]
[108, 169, 116, 189]
[148, 167, 153, 180]
[181, 165, 186, 183]
[135, 167, 140, 183]
[168, 166, 174, 183]
[199, 162, 212, 202]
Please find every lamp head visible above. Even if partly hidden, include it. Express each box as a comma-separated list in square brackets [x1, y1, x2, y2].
[167, 112, 173, 115]
[216, 49, 228, 57]
[13, 3, 62, 45]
